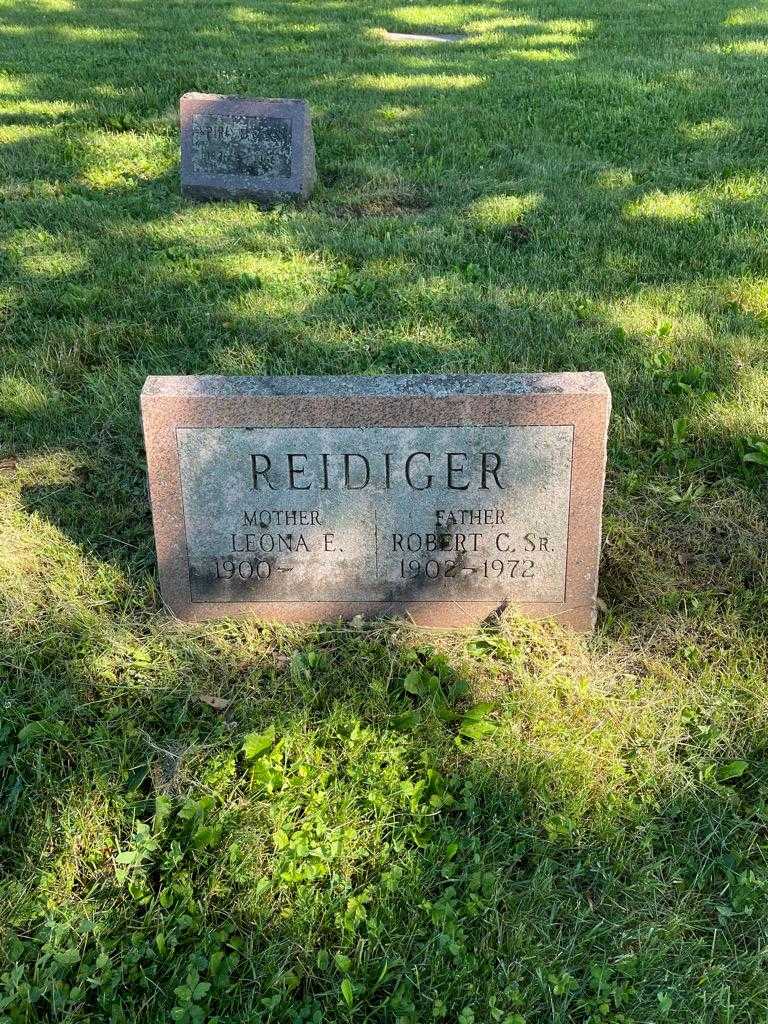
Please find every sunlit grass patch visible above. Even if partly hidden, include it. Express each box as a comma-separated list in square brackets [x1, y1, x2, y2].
[387, 3, 495, 30]
[625, 190, 703, 221]
[26, 0, 76, 10]
[680, 117, 737, 141]
[353, 72, 485, 92]
[0, 126, 56, 159]
[374, 103, 421, 122]
[77, 132, 175, 189]
[601, 290, 712, 340]
[228, 6, 270, 24]
[9, 230, 90, 278]
[594, 167, 634, 189]
[724, 275, 768, 319]
[505, 47, 577, 61]
[724, 5, 768, 25]
[0, 376, 51, 418]
[714, 38, 768, 55]
[54, 25, 141, 42]
[465, 192, 541, 230]
[464, 15, 595, 34]
[0, 98, 80, 118]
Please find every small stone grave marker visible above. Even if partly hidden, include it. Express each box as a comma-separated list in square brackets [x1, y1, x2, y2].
[141, 373, 610, 629]
[180, 93, 316, 206]
[382, 30, 465, 43]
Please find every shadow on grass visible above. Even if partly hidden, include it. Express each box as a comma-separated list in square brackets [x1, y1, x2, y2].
[2, 601, 768, 1020]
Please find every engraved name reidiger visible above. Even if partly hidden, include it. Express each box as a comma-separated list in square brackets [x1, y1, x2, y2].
[249, 449, 504, 491]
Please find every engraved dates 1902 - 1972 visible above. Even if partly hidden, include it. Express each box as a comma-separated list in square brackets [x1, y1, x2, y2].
[191, 113, 292, 179]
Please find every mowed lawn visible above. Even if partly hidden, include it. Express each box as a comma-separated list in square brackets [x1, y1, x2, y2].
[2, 0, 768, 1020]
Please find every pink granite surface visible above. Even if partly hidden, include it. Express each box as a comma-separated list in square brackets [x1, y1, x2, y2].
[141, 373, 611, 630]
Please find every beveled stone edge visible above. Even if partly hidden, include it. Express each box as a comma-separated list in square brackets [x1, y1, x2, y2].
[180, 92, 310, 110]
[142, 372, 610, 400]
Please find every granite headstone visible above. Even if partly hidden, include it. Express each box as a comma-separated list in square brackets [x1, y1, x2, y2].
[141, 373, 610, 629]
[180, 93, 316, 206]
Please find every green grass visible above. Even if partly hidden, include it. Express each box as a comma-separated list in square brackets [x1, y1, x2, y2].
[2, 0, 768, 1020]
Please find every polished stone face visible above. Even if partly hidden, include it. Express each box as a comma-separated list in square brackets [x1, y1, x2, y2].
[175, 425, 573, 605]
[179, 93, 316, 205]
[191, 114, 292, 179]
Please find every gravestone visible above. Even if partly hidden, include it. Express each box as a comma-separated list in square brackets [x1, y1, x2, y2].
[180, 93, 316, 206]
[382, 30, 465, 43]
[141, 373, 611, 629]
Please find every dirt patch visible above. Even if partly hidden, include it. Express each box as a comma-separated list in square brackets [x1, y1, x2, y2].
[496, 223, 533, 248]
[334, 194, 432, 219]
